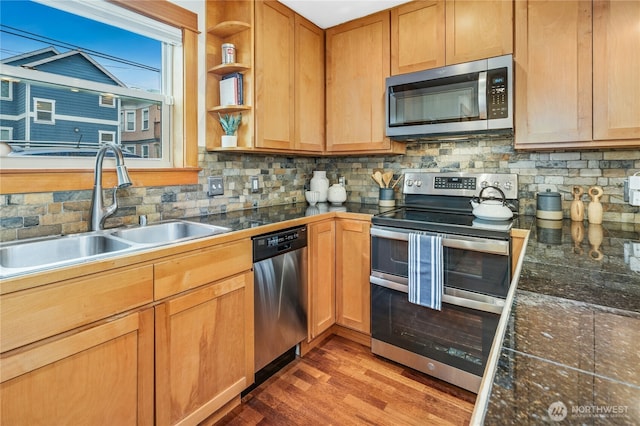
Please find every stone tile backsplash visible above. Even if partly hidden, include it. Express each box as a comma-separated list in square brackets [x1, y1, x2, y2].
[1, 137, 639, 241]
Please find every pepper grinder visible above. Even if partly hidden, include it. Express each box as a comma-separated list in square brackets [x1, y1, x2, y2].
[570, 186, 584, 221]
[587, 186, 604, 224]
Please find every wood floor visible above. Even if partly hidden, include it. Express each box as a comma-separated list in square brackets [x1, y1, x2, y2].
[216, 335, 476, 426]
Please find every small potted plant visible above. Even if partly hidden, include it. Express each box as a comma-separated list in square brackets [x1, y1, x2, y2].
[218, 112, 242, 147]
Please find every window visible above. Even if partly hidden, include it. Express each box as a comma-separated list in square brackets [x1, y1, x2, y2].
[1, 127, 13, 140]
[142, 108, 149, 131]
[0, 0, 182, 168]
[141, 144, 149, 158]
[99, 95, 116, 108]
[124, 110, 136, 132]
[99, 130, 116, 144]
[0, 0, 199, 194]
[1, 80, 12, 100]
[34, 98, 55, 123]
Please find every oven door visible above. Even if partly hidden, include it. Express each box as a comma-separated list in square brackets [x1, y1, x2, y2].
[370, 281, 499, 392]
[370, 226, 511, 299]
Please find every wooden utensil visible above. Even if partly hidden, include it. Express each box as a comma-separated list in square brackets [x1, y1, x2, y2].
[391, 174, 404, 189]
[382, 171, 393, 188]
[372, 172, 384, 188]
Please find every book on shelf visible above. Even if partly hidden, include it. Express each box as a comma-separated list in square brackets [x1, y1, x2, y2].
[219, 72, 243, 106]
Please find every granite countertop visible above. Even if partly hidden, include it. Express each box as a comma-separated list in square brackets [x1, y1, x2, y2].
[482, 217, 640, 425]
[184, 202, 385, 232]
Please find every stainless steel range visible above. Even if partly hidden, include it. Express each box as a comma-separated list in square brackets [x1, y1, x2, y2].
[370, 172, 518, 393]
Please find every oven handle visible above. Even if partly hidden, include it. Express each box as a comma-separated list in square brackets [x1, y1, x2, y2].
[370, 226, 509, 256]
[370, 276, 504, 315]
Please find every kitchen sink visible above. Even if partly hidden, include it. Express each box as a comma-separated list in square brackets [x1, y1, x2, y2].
[0, 220, 231, 278]
[110, 221, 231, 244]
[0, 234, 134, 271]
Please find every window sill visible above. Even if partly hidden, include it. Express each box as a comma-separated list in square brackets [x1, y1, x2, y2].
[0, 168, 201, 194]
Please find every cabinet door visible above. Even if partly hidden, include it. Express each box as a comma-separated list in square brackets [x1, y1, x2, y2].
[391, 1, 445, 75]
[335, 219, 371, 334]
[326, 11, 391, 152]
[308, 220, 336, 339]
[155, 272, 253, 426]
[255, 1, 295, 150]
[514, 0, 593, 147]
[593, 0, 640, 141]
[445, 0, 512, 65]
[1, 309, 154, 426]
[294, 14, 325, 152]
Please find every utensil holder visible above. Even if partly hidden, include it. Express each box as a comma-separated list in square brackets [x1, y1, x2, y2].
[379, 188, 395, 207]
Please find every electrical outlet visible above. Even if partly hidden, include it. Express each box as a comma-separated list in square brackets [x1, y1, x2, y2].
[250, 176, 259, 193]
[207, 176, 224, 197]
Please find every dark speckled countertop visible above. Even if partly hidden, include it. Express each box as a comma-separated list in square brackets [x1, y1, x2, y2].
[188, 205, 640, 424]
[481, 217, 640, 425]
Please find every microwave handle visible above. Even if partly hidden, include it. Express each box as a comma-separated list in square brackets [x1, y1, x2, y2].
[370, 227, 509, 256]
[478, 71, 487, 119]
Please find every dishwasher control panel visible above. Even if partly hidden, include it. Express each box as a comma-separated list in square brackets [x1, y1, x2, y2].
[253, 226, 307, 262]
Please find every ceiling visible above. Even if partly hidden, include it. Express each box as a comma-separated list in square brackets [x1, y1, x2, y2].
[278, 0, 412, 29]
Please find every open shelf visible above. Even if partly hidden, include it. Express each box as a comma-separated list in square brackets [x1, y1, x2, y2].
[209, 105, 251, 114]
[207, 21, 250, 38]
[208, 63, 250, 75]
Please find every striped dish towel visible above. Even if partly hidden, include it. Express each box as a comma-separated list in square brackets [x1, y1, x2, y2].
[408, 233, 443, 310]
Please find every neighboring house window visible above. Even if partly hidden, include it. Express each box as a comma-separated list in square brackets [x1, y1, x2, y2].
[124, 111, 136, 132]
[1, 127, 13, 140]
[124, 145, 135, 154]
[99, 95, 115, 108]
[142, 144, 149, 158]
[34, 98, 55, 124]
[142, 108, 149, 131]
[1, 80, 12, 100]
[99, 131, 116, 144]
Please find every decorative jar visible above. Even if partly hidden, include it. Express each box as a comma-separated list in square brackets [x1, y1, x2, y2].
[310, 171, 329, 202]
[327, 184, 347, 206]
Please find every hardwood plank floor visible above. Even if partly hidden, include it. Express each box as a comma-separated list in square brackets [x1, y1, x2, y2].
[215, 335, 476, 425]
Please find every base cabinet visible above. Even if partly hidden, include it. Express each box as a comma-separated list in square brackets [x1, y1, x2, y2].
[155, 271, 253, 426]
[1, 309, 154, 426]
[307, 220, 336, 340]
[335, 218, 371, 334]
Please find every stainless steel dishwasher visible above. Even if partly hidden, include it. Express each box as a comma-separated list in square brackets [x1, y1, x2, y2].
[252, 225, 308, 376]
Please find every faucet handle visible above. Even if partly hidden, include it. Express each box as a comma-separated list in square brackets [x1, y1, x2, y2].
[139, 215, 148, 226]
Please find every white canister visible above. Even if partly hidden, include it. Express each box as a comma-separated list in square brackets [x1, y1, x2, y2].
[310, 171, 329, 202]
[327, 183, 347, 206]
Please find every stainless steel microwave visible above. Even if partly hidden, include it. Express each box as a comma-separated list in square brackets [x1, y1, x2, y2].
[385, 54, 513, 139]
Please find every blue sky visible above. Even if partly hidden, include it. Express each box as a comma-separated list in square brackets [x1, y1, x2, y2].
[0, 0, 161, 91]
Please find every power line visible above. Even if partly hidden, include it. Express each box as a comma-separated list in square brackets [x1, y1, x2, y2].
[0, 25, 160, 73]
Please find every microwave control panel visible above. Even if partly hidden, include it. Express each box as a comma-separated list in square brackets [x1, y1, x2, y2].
[487, 68, 508, 119]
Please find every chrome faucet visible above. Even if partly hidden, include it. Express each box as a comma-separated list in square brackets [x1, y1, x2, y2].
[89, 143, 132, 230]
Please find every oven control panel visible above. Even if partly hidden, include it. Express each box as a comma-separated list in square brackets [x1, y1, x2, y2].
[403, 172, 518, 199]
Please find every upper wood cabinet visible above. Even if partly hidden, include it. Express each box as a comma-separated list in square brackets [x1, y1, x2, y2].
[391, 1, 445, 74]
[335, 218, 371, 335]
[255, 1, 324, 152]
[515, 0, 639, 150]
[514, 0, 593, 147]
[592, 0, 640, 142]
[391, 0, 513, 75]
[445, 0, 513, 65]
[326, 11, 405, 155]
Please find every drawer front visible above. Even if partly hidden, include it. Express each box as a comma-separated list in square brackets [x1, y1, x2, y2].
[154, 239, 252, 300]
[1, 265, 153, 352]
